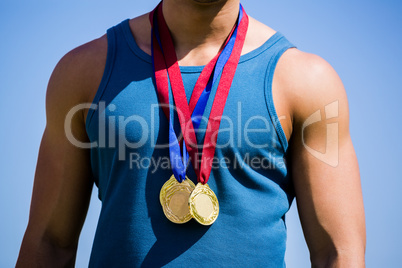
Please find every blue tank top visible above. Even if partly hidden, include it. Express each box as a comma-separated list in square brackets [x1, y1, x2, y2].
[86, 19, 295, 267]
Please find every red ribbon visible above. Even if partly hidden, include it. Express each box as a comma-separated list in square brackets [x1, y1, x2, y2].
[150, 2, 249, 184]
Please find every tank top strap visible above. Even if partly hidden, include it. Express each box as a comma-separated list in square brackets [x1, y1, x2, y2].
[264, 34, 295, 152]
[85, 24, 118, 131]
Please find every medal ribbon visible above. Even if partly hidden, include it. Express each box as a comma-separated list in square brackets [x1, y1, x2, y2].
[150, 1, 248, 184]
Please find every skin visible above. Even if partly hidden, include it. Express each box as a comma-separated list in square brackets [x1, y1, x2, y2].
[17, 0, 365, 266]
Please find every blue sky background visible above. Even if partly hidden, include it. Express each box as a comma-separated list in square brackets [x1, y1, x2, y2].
[1, 0, 401, 267]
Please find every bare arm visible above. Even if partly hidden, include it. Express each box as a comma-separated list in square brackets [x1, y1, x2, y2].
[275, 49, 366, 267]
[17, 36, 106, 267]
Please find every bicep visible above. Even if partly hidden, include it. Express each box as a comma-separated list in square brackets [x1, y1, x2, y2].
[284, 51, 365, 264]
[28, 127, 93, 248]
[26, 52, 94, 249]
[290, 130, 364, 262]
[17, 36, 107, 267]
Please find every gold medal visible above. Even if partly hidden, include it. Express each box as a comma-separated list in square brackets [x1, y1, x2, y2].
[160, 175, 195, 224]
[188, 183, 219, 226]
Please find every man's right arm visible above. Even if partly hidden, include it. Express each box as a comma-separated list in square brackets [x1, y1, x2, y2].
[16, 36, 107, 267]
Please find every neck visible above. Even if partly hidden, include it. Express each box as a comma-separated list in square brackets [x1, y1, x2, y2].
[162, 0, 240, 65]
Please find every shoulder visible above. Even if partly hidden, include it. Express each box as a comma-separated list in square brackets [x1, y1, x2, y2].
[248, 18, 349, 139]
[46, 35, 108, 122]
[274, 49, 348, 128]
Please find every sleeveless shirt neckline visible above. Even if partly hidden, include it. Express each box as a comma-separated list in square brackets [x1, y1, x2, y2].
[120, 19, 284, 73]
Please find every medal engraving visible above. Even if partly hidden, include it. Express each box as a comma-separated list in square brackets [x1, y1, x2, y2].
[189, 183, 219, 226]
[160, 175, 195, 224]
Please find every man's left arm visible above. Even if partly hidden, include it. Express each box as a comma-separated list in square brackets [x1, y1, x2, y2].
[279, 50, 366, 267]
